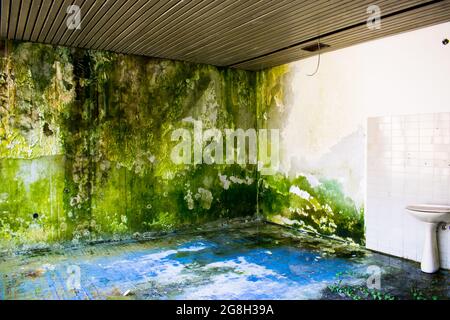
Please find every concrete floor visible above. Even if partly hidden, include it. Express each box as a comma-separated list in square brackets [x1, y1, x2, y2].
[0, 223, 448, 300]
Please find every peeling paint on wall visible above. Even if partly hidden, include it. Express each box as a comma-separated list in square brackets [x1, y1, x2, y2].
[0, 39, 366, 250]
[256, 64, 365, 244]
[0, 41, 257, 249]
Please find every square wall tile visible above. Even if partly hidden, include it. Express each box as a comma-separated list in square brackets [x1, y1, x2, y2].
[366, 113, 450, 270]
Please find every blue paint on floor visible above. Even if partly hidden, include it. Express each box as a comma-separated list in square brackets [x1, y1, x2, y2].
[0, 224, 448, 300]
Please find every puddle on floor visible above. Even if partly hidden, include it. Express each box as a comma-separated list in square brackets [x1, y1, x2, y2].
[0, 223, 448, 300]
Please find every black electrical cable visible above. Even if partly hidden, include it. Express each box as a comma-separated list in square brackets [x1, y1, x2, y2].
[306, 40, 321, 77]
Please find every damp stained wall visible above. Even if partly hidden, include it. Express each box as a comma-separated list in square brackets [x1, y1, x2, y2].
[0, 40, 257, 249]
[0, 34, 377, 251]
[256, 65, 364, 244]
[258, 22, 450, 246]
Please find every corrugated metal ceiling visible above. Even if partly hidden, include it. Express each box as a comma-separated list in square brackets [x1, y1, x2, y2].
[1, 0, 449, 70]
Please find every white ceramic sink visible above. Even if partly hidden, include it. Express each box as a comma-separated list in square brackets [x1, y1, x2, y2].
[407, 204, 450, 223]
[406, 204, 450, 273]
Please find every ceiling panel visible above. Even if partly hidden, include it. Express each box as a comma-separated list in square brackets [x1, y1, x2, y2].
[233, 0, 450, 70]
[208, 0, 426, 66]
[1, 0, 449, 70]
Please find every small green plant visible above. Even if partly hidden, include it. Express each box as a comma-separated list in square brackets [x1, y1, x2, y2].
[410, 287, 439, 300]
[328, 282, 396, 300]
[328, 272, 396, 300]
[328, 281, 362, 300]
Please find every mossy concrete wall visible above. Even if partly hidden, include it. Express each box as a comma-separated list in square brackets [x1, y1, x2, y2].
[0, 41, 257, 249]
[0, 40, 366, 249]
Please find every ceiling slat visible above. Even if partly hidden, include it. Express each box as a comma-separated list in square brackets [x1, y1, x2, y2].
[113, 0, 210, 54]
[22, 0, 42, 41]
[131, 0, 238, 56]
[127, 0, 204, 55]
[49, 0, 85, 45]
[82, 1, 141, 49]
[15, 0, 32, 40]
[7, 0, 21, 39]
[66, 0, 113, 47]
[30, 0, 55, 42]
[105, 0, 176, 52]
[73, 0, 128, 48]
[92, 0, 155, 50]
[43, 0, 75, 43]
[0, 0, 11, 39]
[36, 0, 66, 43]
[95, 0, 169, 51]
[144, 0, 297, 58]
[177, 0, 326, 61]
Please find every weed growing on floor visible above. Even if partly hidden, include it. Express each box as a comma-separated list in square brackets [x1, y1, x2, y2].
[327, 271, 444, 300]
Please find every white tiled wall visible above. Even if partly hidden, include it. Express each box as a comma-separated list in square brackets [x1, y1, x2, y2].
[366, 113, 450, 270]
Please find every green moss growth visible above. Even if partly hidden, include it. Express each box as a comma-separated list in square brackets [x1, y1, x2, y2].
[0, 40, 258, 248]
[0, 156, 65, 248]
[260, 173, 364, 243]
[255, 64, 365, 244]
[0, 39, 365, 248]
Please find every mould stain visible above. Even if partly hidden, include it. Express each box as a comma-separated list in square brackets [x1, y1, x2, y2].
[0, 40, 365, 250]
[0, 41, 257, 249]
